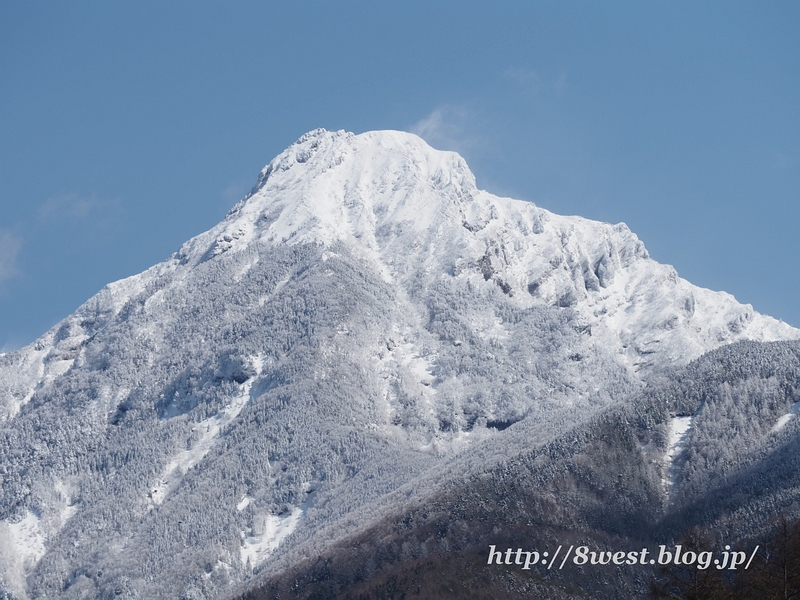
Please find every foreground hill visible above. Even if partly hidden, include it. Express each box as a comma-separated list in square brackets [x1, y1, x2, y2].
[235, 340, 800, 599]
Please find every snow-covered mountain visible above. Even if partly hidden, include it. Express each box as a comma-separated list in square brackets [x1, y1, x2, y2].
[173, 128, 797, 373]
[1, 129, 797, 599]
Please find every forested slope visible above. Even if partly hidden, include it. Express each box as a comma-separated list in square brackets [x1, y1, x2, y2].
[235, 340, 800, 600]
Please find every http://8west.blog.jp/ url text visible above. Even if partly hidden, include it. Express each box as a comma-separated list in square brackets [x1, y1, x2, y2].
[487, 544, 759, 571]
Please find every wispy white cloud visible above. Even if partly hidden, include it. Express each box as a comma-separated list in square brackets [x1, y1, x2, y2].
[221, 177, 254, 207]
[410, 105, 479, 156]
[773, 152, 793, 171]
[0, 230, 22, 285]
[38, 193, 111, 219]
[502, 66, 540, 89]
[502, 66, 567, 98]
[554, 72, 567, 95]
[36, 193, 125, 242]
[1, 339, 22, 354]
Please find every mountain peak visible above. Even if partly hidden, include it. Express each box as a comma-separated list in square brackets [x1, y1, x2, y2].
[249, 127, 476, 201]
[177, 129, 478, 271]
[168, 129, 797, 373]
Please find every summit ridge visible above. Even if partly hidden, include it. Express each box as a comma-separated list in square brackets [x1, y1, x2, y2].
[177, 128, 797, 372]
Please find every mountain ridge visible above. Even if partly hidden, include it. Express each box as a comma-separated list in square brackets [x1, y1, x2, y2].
[3, 128, 795, 423]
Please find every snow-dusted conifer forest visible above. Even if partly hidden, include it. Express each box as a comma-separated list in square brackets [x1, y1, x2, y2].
[1, 130, 798, 599]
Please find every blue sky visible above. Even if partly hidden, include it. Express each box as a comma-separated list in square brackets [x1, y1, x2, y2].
[1, 1, 798, 350]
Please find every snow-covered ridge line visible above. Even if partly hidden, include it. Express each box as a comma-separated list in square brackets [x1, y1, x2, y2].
[180, 128, 797, 372]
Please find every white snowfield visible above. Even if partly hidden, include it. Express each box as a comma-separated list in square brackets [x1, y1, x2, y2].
[3, 511, 46, 570]
[239, 506, 303, 568]
[0, 482, 78, 592]
[771, 400, 800, 434]
[664, 416, 694, 493]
